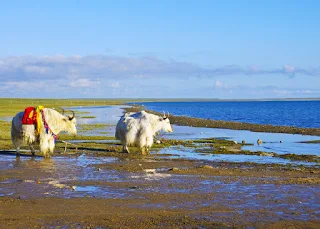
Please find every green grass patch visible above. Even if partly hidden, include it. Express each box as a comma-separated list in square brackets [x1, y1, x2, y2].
[58, 134, 115, 141]
[278, 154, 320, 163]
[80, 116, 96, 119]
[79, 124, 110, 131]
[0, 120, 12, 150]
[299, 140, 320, 144]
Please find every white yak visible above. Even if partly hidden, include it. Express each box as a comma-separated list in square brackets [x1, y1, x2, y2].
[11, 108, 77, 157]
[115, 110, 173, 154]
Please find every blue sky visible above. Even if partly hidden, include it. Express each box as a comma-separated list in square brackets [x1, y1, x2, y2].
[0, 0, 319, 98]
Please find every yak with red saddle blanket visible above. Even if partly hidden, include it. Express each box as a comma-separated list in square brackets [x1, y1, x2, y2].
[11, 106, 77, 157]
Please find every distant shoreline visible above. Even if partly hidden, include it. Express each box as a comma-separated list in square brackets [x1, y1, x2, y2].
[1, 97, 320, 102]
[127, 98, 320, 102]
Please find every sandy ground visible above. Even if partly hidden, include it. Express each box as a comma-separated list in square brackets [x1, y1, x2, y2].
[0, 151, 319, 228]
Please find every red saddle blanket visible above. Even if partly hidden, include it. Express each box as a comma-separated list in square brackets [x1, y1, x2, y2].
[22, 107, 36, 125]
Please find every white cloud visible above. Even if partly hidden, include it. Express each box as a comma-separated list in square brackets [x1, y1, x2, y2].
[111, 82, 120, 88]
[69, 78, 98, 88]
[0, 56, 319, 83]
[283, 65, 296, 73]
[296, 90, 313, 94]
[272, 89, 291, 95]
[3, 81, 45, 89]
[0, 55, 319, 98]
[24, 65, 49, 73]
[215, 80, 223, 87]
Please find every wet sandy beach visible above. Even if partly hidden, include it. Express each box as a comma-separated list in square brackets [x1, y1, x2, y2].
[0, 152, 319, 228]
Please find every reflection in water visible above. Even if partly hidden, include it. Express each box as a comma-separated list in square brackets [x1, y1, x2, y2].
[0, 154, 124, 198]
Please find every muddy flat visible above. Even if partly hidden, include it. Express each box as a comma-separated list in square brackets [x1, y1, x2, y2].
[0, 152, 319, 229]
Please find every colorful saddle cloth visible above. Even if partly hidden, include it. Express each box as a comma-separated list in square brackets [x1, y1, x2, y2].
[21, 107, 36, 125]
[22, 106, 45, 135]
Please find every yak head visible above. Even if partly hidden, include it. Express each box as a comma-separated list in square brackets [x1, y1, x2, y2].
[159, 112, 173, 133]
[62, 110, 77, 136]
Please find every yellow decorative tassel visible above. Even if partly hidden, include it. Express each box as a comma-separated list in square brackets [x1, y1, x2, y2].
[36, 105, 45, 134]
[28, 110, 34, 119]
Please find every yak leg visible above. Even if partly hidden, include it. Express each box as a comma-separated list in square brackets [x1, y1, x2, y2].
[48, 138, 55, 155]
[123, 145, 130, 153]
[140, 147, 146, 155]
[11, 130, 23, 157]
[12, 137, 22, 157]
[141, 144, 150, 155]
[40, 137, 50, 158]
[16, 147, 21, 157]
[145, 136, 153, 154]
[29, 145, 35, 156]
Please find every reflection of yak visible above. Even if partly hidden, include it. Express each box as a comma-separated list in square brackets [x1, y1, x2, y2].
[115, 111, 173, 154]
[11, 108, 77, 157]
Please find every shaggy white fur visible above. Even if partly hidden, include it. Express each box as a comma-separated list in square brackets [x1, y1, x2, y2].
[11, 108, 77, 157]
[115, 111, 173, 154]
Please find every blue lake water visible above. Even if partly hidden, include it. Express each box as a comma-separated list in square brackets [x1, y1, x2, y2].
[132, 101, 320, 128]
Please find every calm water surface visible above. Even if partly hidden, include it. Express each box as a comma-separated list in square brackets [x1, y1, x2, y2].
[133, 101, 320, 128]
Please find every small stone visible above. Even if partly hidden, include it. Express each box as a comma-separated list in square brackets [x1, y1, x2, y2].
[258, 152, 274, 157]
[169, 167, 179, 171]
[233, 141, 237, 144]
[155, 140, 161, 144]
[144, 169, 156, 174]
[257, 139, 263, 145]
[97, 168, 102, 171]
[280, 140, 282, 143]
[242, 140, 246, 144]
[71, 186, 76, 191]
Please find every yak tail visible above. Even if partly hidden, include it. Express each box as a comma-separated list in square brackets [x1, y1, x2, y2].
[115, 130, 119, 140]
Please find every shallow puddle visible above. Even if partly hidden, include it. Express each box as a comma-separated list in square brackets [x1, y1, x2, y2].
[155, 146, 318, 166]
[0, 154, 128, 198]
[163, 125, 320, 156]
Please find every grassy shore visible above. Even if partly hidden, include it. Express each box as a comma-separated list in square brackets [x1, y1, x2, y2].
[0, 98, 128, 117]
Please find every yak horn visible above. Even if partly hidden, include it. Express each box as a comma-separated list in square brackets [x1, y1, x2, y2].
[167, 111, 170, 118]
[69, 110, 75, 120]
[163, 111, 166, 117]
